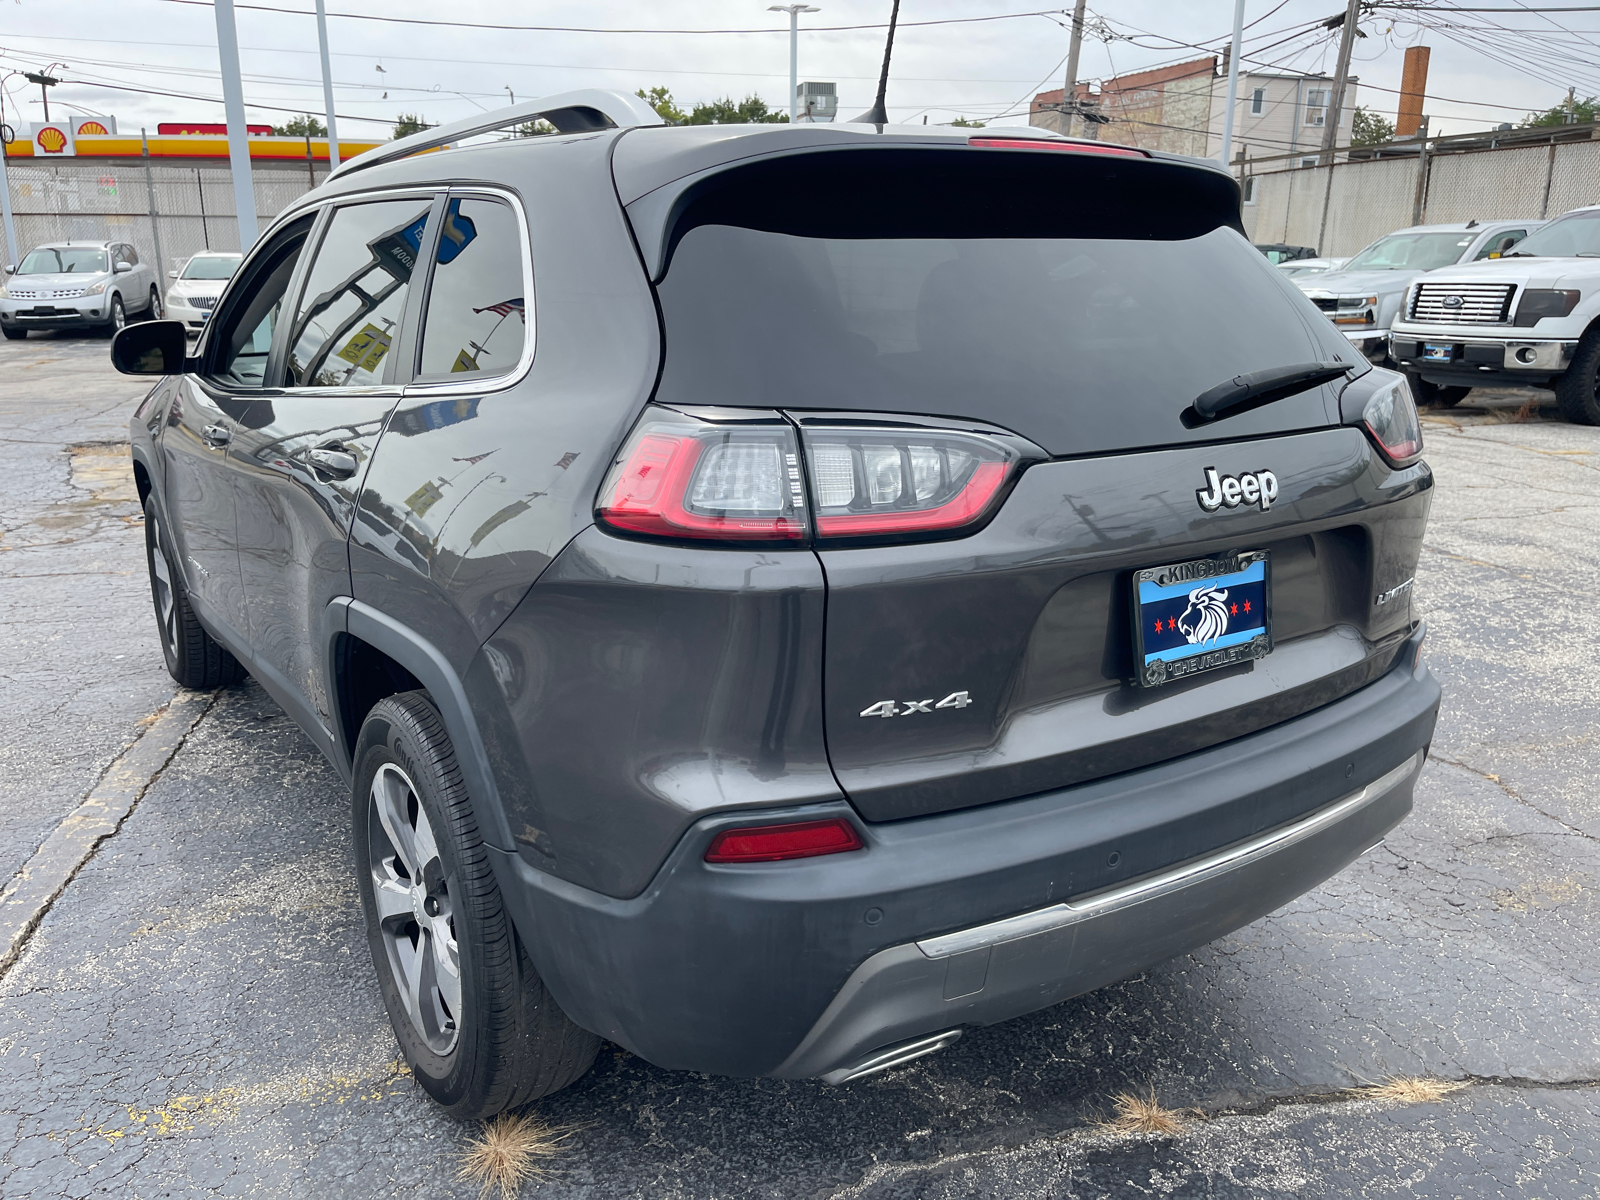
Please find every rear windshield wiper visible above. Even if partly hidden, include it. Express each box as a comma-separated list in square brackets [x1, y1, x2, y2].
[1183, 361, 1354, 427]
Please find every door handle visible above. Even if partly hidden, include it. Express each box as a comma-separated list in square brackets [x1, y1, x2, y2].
[308, 446, 359, 478]
[202, 423, 232, 447]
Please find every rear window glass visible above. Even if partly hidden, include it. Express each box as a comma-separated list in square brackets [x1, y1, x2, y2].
[654, 224, 1351, 456]
[416, 197, 527, 380]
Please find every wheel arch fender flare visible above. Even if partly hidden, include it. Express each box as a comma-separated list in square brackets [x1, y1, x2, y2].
[332, 597, 516, 852]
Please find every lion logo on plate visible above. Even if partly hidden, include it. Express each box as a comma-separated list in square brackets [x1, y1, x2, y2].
[1178, 586, 1230, 646]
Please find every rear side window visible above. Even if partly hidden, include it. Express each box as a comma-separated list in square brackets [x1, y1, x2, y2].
[286, 198, 434, 388]
[416, 197, 527, 380]
[1474, 229, 1527, 260]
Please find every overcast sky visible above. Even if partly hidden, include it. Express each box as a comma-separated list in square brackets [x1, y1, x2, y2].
[1, 1, 1594, 142]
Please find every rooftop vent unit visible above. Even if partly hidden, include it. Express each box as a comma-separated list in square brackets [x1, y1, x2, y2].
[798, 81, 838, 123]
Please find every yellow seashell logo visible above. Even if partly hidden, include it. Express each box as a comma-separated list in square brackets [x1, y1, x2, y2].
[77, 120, 109, 136]
[37, 127, 68, 153]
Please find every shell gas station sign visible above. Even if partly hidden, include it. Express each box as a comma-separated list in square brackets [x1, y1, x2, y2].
[27, 116, 120, 157]
[8, 114, 380, 163]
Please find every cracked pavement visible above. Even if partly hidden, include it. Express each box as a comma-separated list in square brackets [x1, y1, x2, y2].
[1, 335, 1597, 1198]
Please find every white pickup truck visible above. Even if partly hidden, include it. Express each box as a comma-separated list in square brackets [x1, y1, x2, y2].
[1388, 205, 1600, 424]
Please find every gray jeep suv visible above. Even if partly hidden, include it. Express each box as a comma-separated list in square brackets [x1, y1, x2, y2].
[112, 89, 1441, 1119]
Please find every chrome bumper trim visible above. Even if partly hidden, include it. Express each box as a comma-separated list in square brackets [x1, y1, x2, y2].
[821, 1029, 963, 1085]
[916, 750, 1424, 960]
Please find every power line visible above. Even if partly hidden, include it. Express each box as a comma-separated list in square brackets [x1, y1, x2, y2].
[153, 0, 1074, 37]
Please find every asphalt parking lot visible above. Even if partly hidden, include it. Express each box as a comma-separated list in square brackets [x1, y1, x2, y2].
[2, 332, 1598, 1199]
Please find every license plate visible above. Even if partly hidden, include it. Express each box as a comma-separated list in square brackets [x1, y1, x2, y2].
[1422, 343, 1454, 362]
[1133, 550, 1271, 687]
[199, 312, 210, 323]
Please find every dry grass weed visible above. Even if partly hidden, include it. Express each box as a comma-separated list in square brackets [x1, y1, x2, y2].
[1366, 1076, 1468, 1104]
[457, 1112, 571, 1199]
[1098, 1087, 1190, 1136]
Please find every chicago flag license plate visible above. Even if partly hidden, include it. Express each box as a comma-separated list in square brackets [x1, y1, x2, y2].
[1133, 550, 1271, 687]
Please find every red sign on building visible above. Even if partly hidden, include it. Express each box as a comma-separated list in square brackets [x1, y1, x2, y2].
[157, 122, 275, 137]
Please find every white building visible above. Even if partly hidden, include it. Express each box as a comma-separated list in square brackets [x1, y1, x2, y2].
[1204, 70, 1359, 169]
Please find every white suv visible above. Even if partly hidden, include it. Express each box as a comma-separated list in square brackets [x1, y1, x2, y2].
[1389, 205, 1600, 423]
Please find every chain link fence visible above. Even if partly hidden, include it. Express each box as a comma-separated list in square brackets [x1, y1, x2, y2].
[1241, 135, 1600, 256]
[2, 157, 323, 284]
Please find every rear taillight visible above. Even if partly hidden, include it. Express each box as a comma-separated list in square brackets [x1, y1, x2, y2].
[1356, 372, 1423, 466]
[597, 407, 808, 544]
[800, 426, 1019, 542]
[704, 818, 864, 863]
[599, 407, 1040, 547]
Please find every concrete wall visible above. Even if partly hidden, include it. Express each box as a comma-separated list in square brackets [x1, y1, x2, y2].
[1240, 136, 1600, 256]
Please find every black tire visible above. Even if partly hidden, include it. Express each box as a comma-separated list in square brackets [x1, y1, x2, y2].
[1, 327, 24, 340]
[143, 495, 243, 688]
[106, 294, 126, 336]
[353, 692, 599, 1119]
[1407, 372, 1470, 408]
[1554, 327, 1600, 425]
[146, 285, 164, 320]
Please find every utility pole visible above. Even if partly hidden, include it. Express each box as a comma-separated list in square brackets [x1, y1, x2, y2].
[315, 0, 340, 167]
[141, 130, 168, 295]
[24, 67, 63, 123]
[1320, 0, 1361, 166]
[1218, 0, 1246, 166]
[213, 0, 259, 247]
[0, 134, 18, 271]
[1061, 0, 1088, 136]
[769, 4, 820, 123]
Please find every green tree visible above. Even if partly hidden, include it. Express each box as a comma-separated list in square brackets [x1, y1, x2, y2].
[637, 86, 688, 125]
[392, 113, 431, 139]
[637, 86, 787, 125]
[1350, 106, 1394, 146]
[273, 114, 326, 138]
[1523, 94, 1598, 127]
[950, 116, 986, 128]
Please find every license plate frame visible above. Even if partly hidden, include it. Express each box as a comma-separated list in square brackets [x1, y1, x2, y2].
[1422, 342, 1455, 362]
[1133, 549, 1272, 688]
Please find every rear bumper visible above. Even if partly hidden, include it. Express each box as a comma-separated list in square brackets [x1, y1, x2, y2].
[492, 627, 1439, 1080]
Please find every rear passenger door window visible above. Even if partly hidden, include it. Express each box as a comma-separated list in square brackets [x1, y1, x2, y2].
[286, 198, 436, 388]
[415, 196, 529, 380]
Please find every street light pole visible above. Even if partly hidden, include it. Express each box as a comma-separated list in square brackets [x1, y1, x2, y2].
[315, 0, 340, 168]
[768, 4, 819, 123]
[1218, 0, 1246, 167]
[24, 66, 65, 123]
[213, 0, 259, 247]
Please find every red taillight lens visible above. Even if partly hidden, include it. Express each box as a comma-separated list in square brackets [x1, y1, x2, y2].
[802, 427, 1023, 542]
[967, 137, 1147, 159]
[1360, 374, 1423, 466]
[704, 818, 864, 863]
[598, 408, 807, 543]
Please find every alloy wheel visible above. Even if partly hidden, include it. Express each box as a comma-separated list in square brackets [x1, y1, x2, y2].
[145, 509, 179, 659]
[368, 762, 462, 1055]
[149, 287, 164, 320]
[111, 296, 126, 332]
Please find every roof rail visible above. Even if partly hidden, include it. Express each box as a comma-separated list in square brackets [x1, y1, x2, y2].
[326, 88, 664, 183]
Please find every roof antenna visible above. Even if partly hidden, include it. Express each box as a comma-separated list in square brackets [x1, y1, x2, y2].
[853, 0, 901, 126]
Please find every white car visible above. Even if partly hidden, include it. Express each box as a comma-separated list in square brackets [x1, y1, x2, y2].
[165, 252, 243, 335]
[1389, 205, 1600, 422]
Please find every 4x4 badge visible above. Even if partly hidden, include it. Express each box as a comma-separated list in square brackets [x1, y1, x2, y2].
[861, 692, 971, 718]
[1196, 466, 1279, 513]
